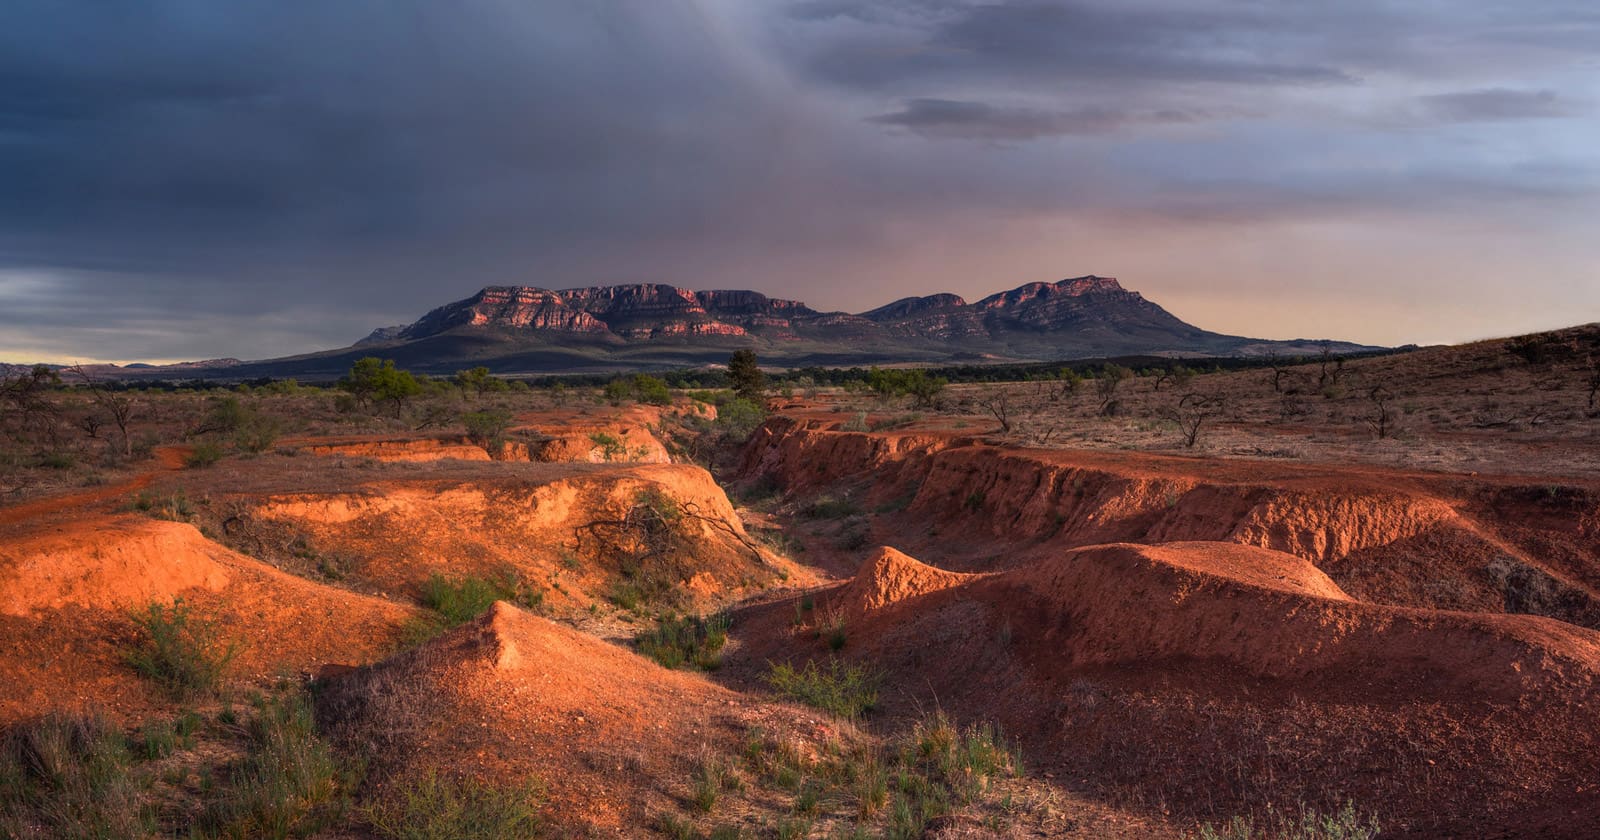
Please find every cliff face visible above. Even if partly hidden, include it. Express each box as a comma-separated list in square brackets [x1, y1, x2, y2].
[400, 287, 609, 339]
[338, 275, 1382, 371]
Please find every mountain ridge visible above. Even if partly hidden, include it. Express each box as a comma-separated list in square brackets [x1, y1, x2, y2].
[11, 276, 1387, 379]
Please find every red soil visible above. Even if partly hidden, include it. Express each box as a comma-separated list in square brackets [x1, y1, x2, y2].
[744, 419, 1600, 623]
[243, 462, 783, 610]
[0, 444, 188, 527]
[0, 513, 414, 724]
[734, 539, 1600, 834]
[316, 602, 799, 834]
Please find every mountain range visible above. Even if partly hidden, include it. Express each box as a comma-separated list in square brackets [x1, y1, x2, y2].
[12, 277, 1382, 379]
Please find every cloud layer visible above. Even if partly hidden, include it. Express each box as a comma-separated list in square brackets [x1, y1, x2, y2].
[1, 0, 1596, 361]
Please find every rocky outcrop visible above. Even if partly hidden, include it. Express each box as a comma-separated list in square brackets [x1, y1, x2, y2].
[383, 273, 1379, 359]
[400, 287, 610, 338]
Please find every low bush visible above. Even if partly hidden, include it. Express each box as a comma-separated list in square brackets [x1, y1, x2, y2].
[365, 769, 544, 840]
[636, 614, 730, 670]
[124, 598, 238, 699]
[724, 711, 1022, 840]
[765, 658, 881, 719]
[1194, 802, 1381, 840]
[404, 570, 546, 645]
[802, 495, 859, 519]
[200, 693, 358, 837]
[186, 442, 226, 469]
[0, 712, 153, 839]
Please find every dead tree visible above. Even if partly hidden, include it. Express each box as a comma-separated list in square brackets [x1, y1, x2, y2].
[76, 412, 104, 439]
[575, 490, 765, 600]
[1586, 352, 1600, 411]
[1097, 365, 1134, 414]
[976, 388, 1013, 433]
[1168, 393, 1224, 448]
[1265, 351, 1295, 394]
[1316, 342, 1345, 391]
[71, 365, 135, 457]
[1366, 385, 1395, 439]
[0, 365, 63, 447]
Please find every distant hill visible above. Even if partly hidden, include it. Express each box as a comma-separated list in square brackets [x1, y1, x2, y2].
[11, 277, 1385, 380]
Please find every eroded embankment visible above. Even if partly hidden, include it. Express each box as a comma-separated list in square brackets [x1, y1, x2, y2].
[741, 418, 1600, 626]
[737, 542, 1600, 834]
[315, 602, 774, 834]
[0, 515, 414, 723]
[236, 462, 783, 609]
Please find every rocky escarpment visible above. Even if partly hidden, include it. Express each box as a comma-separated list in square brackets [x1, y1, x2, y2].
[741, 541, 1600, 834]
[740, 418, 1600, 627]
[344, 276, 1381, 369]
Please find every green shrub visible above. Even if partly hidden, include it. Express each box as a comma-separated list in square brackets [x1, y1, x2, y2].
[200, 693, 357, 838]
[39, 451, 76, 469]
[765, 659, 881, 719]
[186, 442, 226, 468]
[462, 410, 513, 453]
[589, 432, 628, 461]
[416, 571, 541, 629]
[633, 374, 673, 407]
[723, 710, 1021, 840]
[235, 416, 283, 454]
[803, 495, 859, 519]
[0, 713, 153, 839]
[132, 488, 193, 521]
[125, 598, 237, 699]
[715, 398, 766, 442]
[365, 769, 544, 840]
[637, 614, 731, 670]
[201, 395, 251, 435]
[1195, 803, 1381, 840]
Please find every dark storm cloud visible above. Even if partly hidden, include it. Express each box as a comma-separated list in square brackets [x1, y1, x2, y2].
[1416, 88, 1575, 122]
[0, 0, 1597, 360]
[869, 97, 1208, 140]
[0, 0, 836, 359]
[787, 0, 1358, 92]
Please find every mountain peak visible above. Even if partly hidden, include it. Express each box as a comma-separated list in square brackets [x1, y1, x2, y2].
[334, 275, 1383, 374]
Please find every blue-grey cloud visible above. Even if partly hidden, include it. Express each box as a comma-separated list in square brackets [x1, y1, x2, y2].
[0, 0, 1597, 361]
[1417, 88, 1575, 122]
[869, 97, 1213, 140]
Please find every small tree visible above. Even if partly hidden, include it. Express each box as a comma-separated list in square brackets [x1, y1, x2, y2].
[340, 357, 420, 416]
[1152, 365, 1195, 392]
[1316, 341, 1346, 391]
[70, 365, 134, 458]
[1057, 368, 1083, 399]
[976, 388, 1013, 433]
[463, 409, 513, 454]
[1265, 350, 1295, 394]
[1, 364, 62, 447]
[727, 349, 765, 403]
[632, 374, 673, 407]
[1366, 385, 1395, 439]
[904, 370, 947, 409]
[1097, 364, 1135, 414]
[453, 366, 508, 401]
[1169, 393, 1224, 448]
[1584, 351, 1600, 411]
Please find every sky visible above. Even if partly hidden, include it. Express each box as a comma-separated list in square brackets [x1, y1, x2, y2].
[1, 0, 1597, 364]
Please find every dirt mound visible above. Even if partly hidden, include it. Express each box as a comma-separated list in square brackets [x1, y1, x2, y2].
[0, 517, 232, 616]
[316, 602, 772, 832]
[0, 514, 414, 724]
[733, 540, 1600, 834]
[245, 463, 778, 610]
[833, 546, 975, 617]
